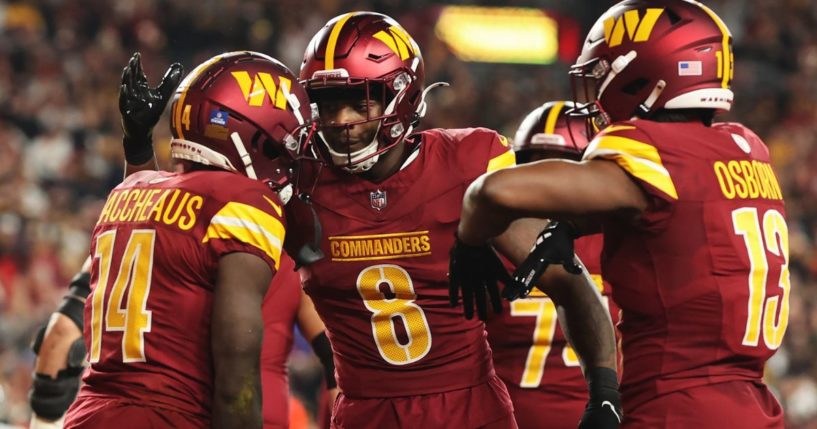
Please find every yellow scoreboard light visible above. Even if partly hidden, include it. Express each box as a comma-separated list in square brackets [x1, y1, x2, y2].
[435, 6, 559, 64]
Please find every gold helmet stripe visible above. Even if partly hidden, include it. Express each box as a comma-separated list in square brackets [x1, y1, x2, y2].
[544, 101, 566, 135]
[325, 12, 356, 70]
[173, 54, 225, 139]
[696, 2, 732, 88]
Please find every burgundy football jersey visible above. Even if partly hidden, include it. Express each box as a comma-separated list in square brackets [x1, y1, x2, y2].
[583, 120, 790, 411]
[486, 234, 619, 421]
[261, 253, 301, 429]
[301, 128, 515, 398]
[71, 169, 286, 420]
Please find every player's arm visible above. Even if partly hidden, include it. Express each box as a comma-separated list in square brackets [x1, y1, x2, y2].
[211, 252, 272, 429]
[458, 159, 647, 246]
[494, 219, 622, 428]
[118, 52, 182, 177]
[494, 217, 617, 369]
[29, 257, 92, 428]
[296, 291, 339, 404]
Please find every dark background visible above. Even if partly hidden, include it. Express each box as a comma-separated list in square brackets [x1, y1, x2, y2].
[0, 0, 815, 427]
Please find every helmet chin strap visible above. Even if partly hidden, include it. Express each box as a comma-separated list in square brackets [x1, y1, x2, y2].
[319, 90, 396, 174]
[321, 129, 381, 173]
[230, 132, 257, 179]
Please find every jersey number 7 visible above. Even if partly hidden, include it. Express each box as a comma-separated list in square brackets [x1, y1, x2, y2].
[511, 275, 607, 388]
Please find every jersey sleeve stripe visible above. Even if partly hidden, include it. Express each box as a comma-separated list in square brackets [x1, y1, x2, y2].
[585, 135, 679, 200]
[487, 149, 516, 172]
[202, 202, 285, 269]
[600, 125, 636, 134]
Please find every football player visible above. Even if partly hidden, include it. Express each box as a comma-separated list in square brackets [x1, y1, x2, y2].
[485, 101, 620, 429]
[117, 13, 619, 429]
[454, 1, 787, 427]
[295, 12, 616, 429]
[62, 51, 315, 429]
[28, 60, 186, 429]
[31, 257, 336, 429]
[115, 53, 338, 429]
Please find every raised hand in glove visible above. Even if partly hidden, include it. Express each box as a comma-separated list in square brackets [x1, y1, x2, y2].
[448, 236, 509, 320]
[579, 367, 623, 429]
[503, 221, 583, 301]
[119, 52, 183, 165]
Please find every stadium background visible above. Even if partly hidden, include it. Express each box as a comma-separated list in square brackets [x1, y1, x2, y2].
[0, 0, 814, 427]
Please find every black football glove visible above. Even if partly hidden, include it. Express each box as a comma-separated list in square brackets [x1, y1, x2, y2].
[579, 367, 622, 429]
[448, 236, 509, 321]
[504, 221, 583, 301]
[119, 52, 183, 165]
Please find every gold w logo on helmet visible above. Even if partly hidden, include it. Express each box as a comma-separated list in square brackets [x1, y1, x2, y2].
[231, 71, 291, 109]
[603, 8, 663, 48]
[373, 25, 417, 60]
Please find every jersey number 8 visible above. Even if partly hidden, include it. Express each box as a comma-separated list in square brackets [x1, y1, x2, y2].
[357, 264, 432, 365]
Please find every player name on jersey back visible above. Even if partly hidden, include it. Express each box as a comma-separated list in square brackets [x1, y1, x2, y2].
[713, 159, 783, 200]
[96, 188, 203, 230]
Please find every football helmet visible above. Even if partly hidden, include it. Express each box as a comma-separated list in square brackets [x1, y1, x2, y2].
[300, 12, 441, 173]
[513, 101, 589, 163]
[570, 0, 734, 131]
[169, 51, 315, 201]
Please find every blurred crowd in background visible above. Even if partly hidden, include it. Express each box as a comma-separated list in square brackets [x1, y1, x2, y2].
[0, 0, 815, 427]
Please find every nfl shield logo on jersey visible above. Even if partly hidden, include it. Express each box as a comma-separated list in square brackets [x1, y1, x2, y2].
[370, 190, 387, 210]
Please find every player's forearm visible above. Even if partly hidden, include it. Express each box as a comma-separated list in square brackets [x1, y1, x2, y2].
[211, 304, 264, 429]
[212, 363, 262, 429]
[35, 314, 83, 377]
[457, 173, 523, 245]
[211, 253, 270, 429]
[458, 162, 585, 245]
[549, 268, 617, 371]
[461, 160, 649, 247]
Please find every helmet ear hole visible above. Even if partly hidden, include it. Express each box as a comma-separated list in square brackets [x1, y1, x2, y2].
[665, 8, 683, 25]
[249, 129, 263, 151]
[622, 78, 649, 95]
[262, 136, 282, 160]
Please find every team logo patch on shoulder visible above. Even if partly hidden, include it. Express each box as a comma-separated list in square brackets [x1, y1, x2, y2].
[209, 110, 229, 126]
[370, 189, 387, 210]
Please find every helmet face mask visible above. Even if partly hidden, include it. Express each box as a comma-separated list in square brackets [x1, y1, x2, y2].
[569, 0, 735, 135]
[168, 51, 318, 202]
[300, 12, 426, 173]
[308, 79, 402, 172]
[568, 62, 611, 138]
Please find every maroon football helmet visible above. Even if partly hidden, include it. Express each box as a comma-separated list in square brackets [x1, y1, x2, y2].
[570, 0, 734, 132]
[300, 12, 438, 173]
[513, 101, 589, 163]
[169, 51, 315, 200]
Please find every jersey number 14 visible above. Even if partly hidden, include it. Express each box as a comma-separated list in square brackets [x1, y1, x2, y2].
[89, 229, 155, 363]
